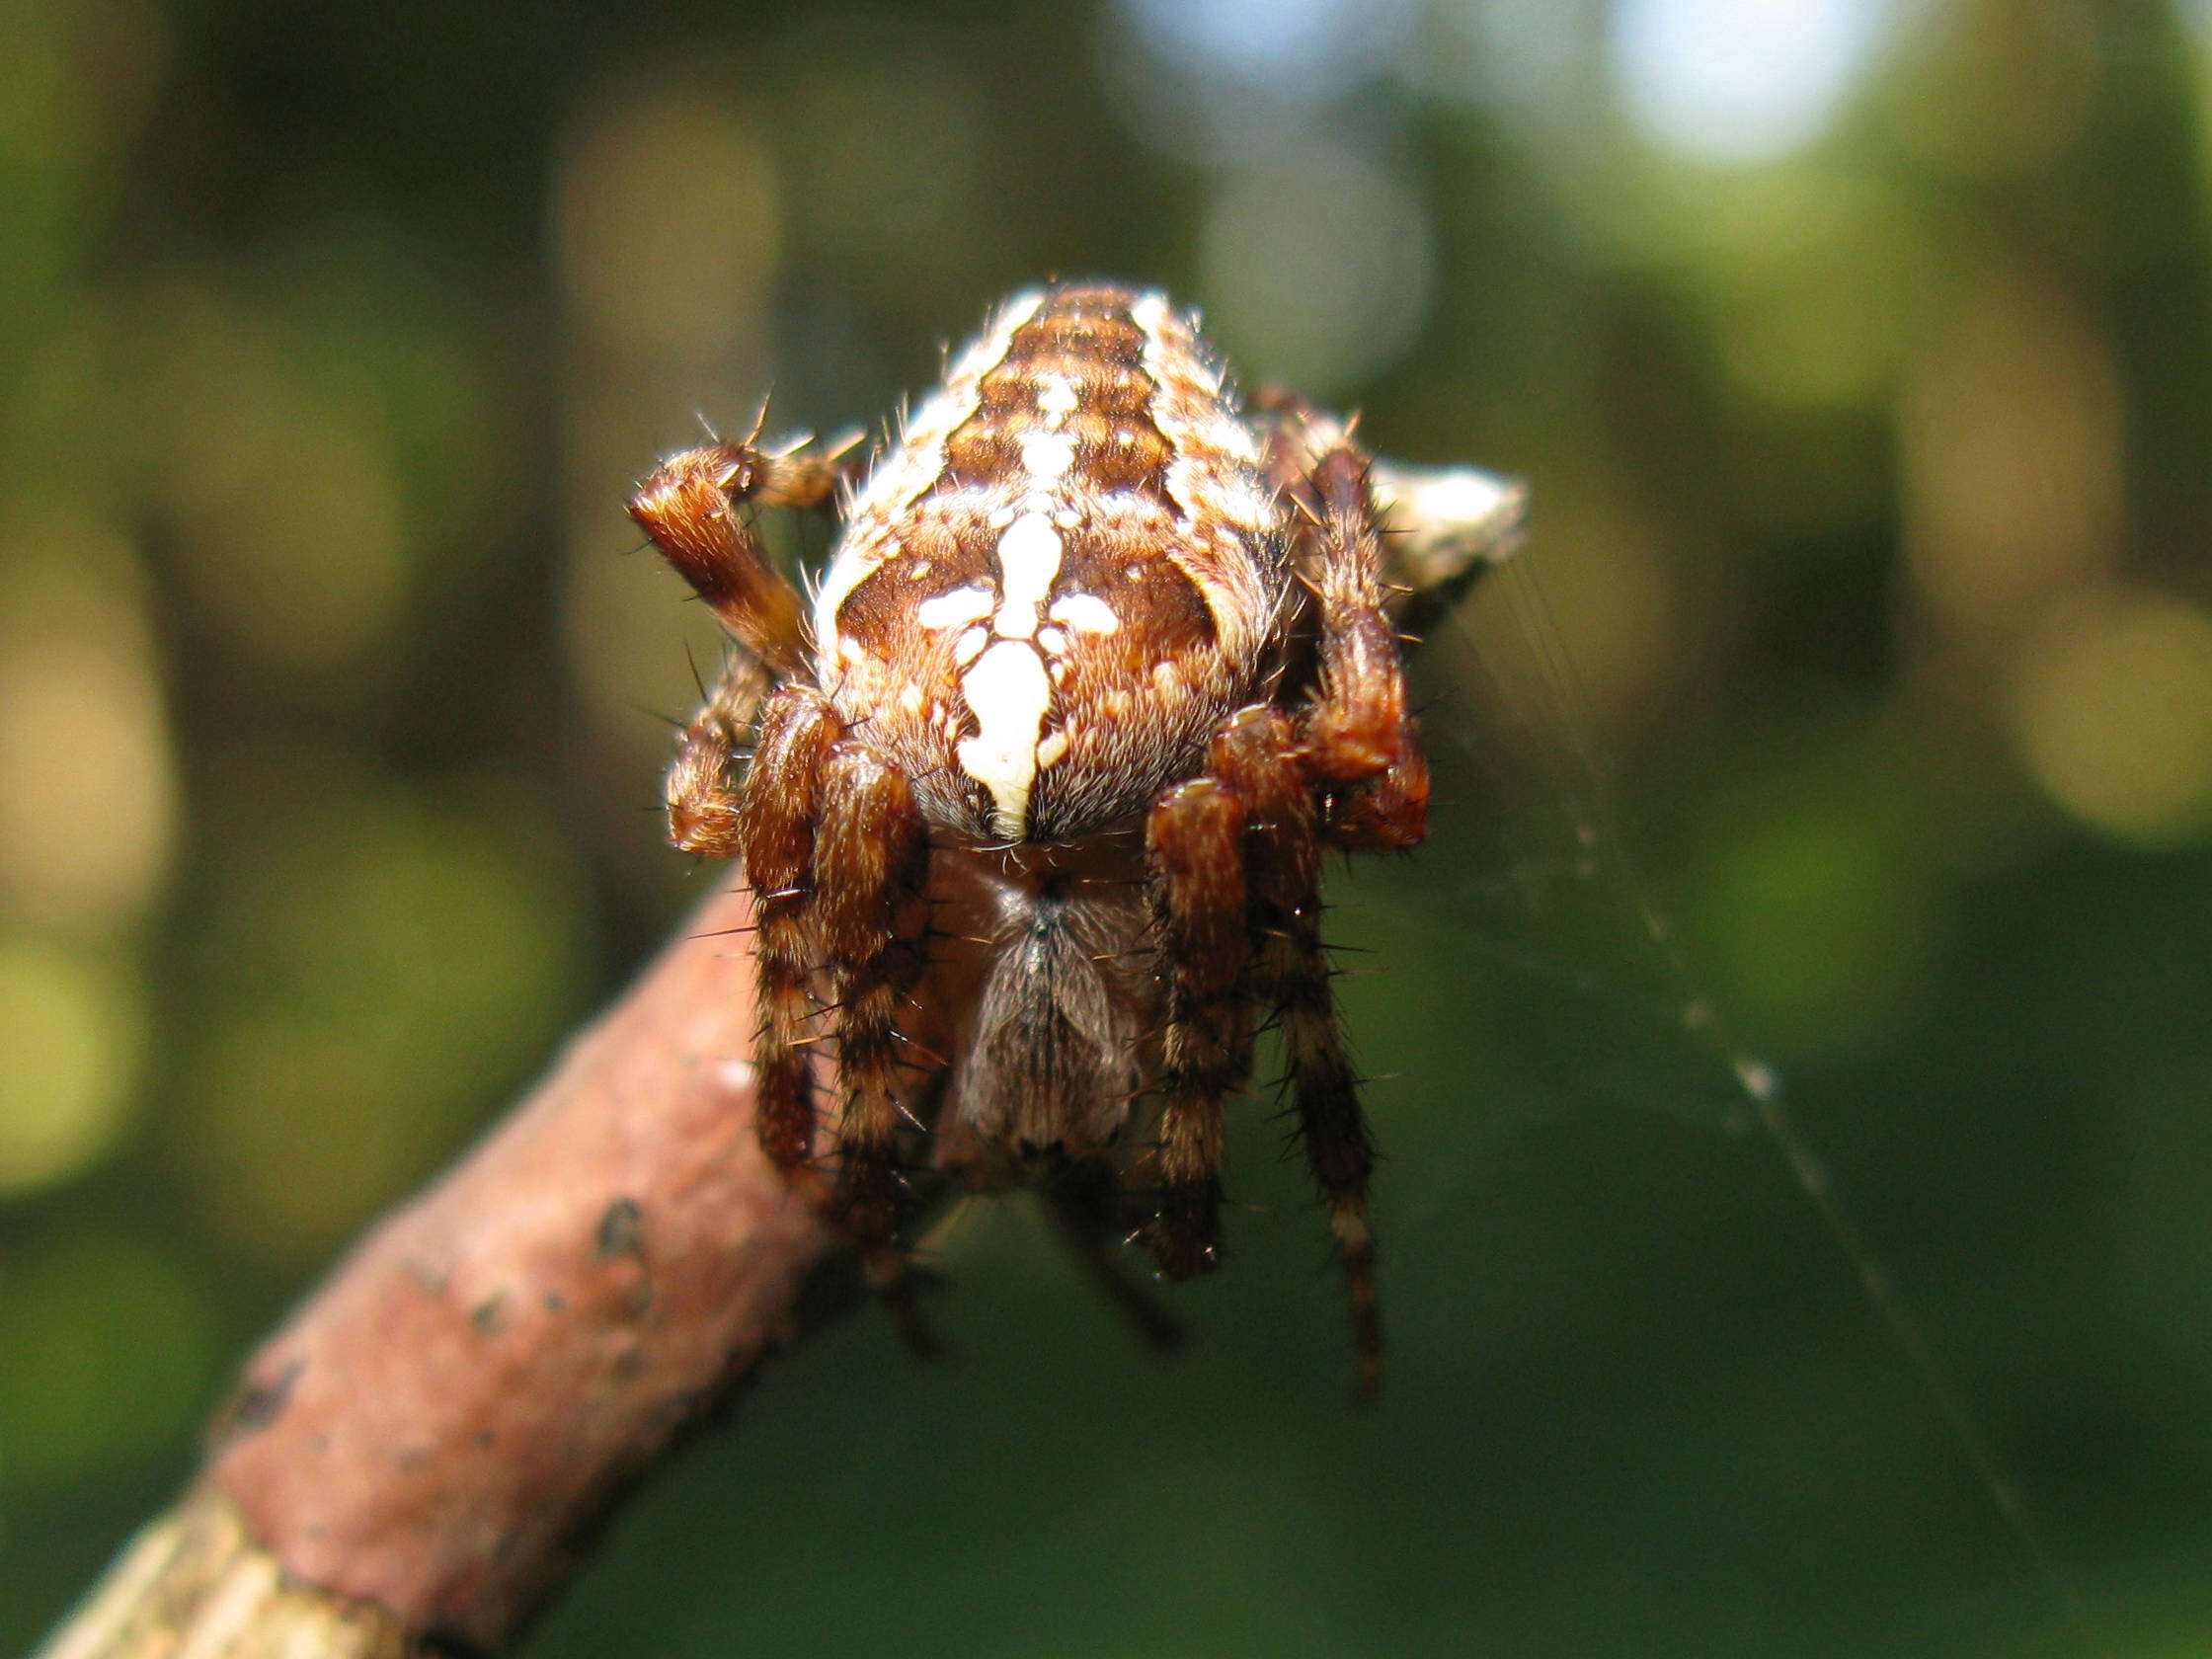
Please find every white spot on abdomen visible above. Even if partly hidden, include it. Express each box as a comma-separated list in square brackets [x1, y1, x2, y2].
[991, 512, 1062, 640]
[1048, 593, 1119, 634]
[1020, 429, 1077, 483]
[915, 585, 997, 630]
[1036, 373, 1078, 418]
[957, 640, 1053, 839]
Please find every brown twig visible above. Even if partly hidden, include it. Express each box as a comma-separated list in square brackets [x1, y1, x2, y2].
[36, 884, 838, 1659]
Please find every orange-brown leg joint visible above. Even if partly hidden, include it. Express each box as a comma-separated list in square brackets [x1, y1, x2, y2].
[629, 443, 812, 676]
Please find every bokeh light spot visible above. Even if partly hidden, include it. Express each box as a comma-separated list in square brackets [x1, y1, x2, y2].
[0, 518, 176, 930]
[554, 91, 779, 356]
[2008, 588, 2212, 847]
[1102, 0, 1422, 160]
[1196, 143, 1432, 397]
[1114, 0, 1420, 90]
[167, 410, 411, 675]
[0, 937, 146, 1197]
[1901, 271, 2125, 633]
[1610, 0, 1893, 164]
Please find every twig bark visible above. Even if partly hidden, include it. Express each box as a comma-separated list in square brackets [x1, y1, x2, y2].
[36, 884, 837, 1659]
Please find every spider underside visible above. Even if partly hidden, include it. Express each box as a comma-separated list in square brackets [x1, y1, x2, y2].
[629, 283, 1522, 1400]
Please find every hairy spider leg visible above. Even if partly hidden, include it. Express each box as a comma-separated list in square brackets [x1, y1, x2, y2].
[1043, 1159, 1187, 1354]
[735, 687, 841, 1176]
[1215, 708, 1384, 1403]
[813, 744, 942, 1358]
[637, 287, 1473, 1392]
[631, 434, 865, 855]
[1252, 404, 1429, 851]
[1286, 437, 1424, 1397]
[1251, 415, 1419, 1397]
[628, 437, 831, 676]
[1300, 443, 1429, 850]
[662, 658, 763, 860]
[1144, 776, 1254, 1282]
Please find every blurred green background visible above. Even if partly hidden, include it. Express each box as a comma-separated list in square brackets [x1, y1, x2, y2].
[5, 0, 2212, 1653]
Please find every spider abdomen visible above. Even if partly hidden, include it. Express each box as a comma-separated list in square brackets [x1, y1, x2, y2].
[815, 284, 1287, 845]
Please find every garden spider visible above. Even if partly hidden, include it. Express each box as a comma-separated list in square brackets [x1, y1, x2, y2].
[629, 282, 1521, 1398]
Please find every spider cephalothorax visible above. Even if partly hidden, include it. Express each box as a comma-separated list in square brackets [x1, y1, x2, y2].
[630, 282, 1522, 1398]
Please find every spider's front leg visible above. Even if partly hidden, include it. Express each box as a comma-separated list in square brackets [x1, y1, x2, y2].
[662, 655, 764, 860]
[1271, 429, 1427, 1398]
[629, 434, 845, 677]
[1258, 405, 1429, 851]
[735, 686, 842, 1175]
[1145, 775, 1255, 1282]
[1253, 387, 1526, 636]
[1146, 708, 1390, 1398]
[813, 744, 940, 1356]
[632, 431, 851, 854]
[734, 688, 944, 1355]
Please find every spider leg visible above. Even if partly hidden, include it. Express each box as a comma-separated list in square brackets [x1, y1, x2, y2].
[1301, 446, 1413, 782]
[629, 436, 832, 677]
[735, 686, 841, 1176]
[1295, 437, 1430, 852]
[1254, 386, 1526, 630]
[1144, 776, 1253, 1281]
[814, 744, 942, 1358]
[1044, 1161, 1187, 1354]
[665, 654, 764, 859]
[642, 426, 857, 855]
[1216, 707, 1385, 1403]
[1265, 432, 1422, 1396]
[1250, 384, 1336, 494]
